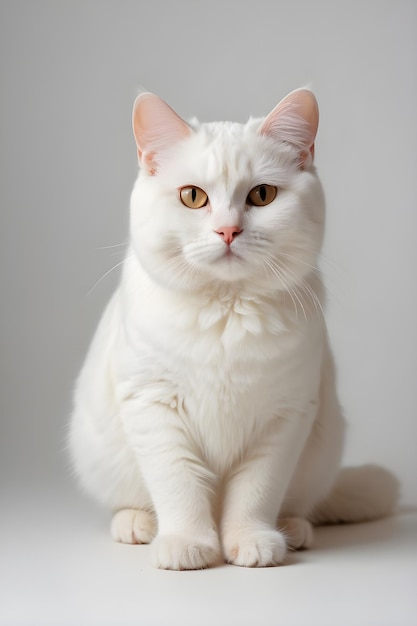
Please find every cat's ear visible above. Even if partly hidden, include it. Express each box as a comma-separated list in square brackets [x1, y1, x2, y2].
[132, 93, 192, 174]
[259, 89, 319, 168]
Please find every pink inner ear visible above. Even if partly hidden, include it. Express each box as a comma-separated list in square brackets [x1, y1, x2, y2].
[132, 93, 192, 173]
[259, 89, 319, 158]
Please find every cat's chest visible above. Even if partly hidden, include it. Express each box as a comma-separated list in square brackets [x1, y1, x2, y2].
[122, 286, 320, 401]
[117, 286, 322, 470]
[127, 286, 296, 365]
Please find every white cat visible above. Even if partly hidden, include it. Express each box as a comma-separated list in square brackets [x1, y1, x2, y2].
[69, 89, 398, 570]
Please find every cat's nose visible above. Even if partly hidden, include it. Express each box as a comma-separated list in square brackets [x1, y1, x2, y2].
[214, 226, 243, 245]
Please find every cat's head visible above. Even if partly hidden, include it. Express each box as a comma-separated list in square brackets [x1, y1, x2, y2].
[129, 89, 324, 295]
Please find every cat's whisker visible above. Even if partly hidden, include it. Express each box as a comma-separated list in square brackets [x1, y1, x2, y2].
[268, 256, 310, 322]
[96, 242, 128, 251]
[274, 245, 339, 280]
[161, 251, 203, 291]
[275, 259, 325, 321]
[318, 251, 340, 274]
[278, 251, 321, 277]
[301, 279, 325, 320]
[295, 279, 321, 319]
[87, 255, 133, 295]
[264, 257, 301, 320]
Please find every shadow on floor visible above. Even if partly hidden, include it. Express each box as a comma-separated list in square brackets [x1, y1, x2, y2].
[310, 507, 417, 552]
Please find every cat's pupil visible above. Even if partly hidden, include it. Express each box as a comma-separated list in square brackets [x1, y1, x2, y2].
[192, 188, 197, 203]
[260, 186, 266, 202]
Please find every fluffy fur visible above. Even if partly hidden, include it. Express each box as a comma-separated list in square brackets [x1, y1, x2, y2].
[69, 89, 398, 569]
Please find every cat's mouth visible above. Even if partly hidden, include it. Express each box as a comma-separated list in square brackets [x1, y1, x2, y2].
[210, 246, 247, 279]
[183, 241, 248, 283]
[220, 241, 243, 257]
[217, 247, 242, 262]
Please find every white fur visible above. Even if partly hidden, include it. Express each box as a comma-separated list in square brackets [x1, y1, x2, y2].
[69, 92, 398, 570]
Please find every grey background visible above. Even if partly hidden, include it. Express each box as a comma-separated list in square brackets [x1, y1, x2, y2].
[2, 0, 416, 500]
[0, 3, 416, 623]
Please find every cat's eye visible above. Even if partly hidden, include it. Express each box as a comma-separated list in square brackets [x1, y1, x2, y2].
[180, 186, 208, 209]
[247, 184, 277, 207]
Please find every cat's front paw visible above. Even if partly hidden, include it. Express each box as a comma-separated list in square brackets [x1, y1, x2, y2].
[111, 508, 156, 545]
[278, 517, 314, 550]
[223, 527, 286, 567]
[151, 530, 222, 570]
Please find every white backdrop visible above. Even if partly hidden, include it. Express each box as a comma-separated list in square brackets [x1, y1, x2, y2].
[1, 0, 416, 505]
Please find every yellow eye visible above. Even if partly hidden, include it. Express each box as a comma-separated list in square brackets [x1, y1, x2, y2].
[247, 184, 277, 206]
[179, 186, 208, 209]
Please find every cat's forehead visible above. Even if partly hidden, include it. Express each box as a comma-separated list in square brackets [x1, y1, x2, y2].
[198, 117, 263, 144]
[155, 115, 291, 193]
[185, 124, 254, 188]
[169, 117, 285, 189]
[200, 120, 248, 136]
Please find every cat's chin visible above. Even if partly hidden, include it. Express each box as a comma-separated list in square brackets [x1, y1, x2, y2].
[203, 254, 253, 284]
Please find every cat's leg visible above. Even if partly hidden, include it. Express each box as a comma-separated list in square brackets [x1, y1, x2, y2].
[280, 373, 346, 533]
[111, 508, 157, 545]
[221, 413, 314, 567]
[121, 398, 222, 570]
[70, 403, 158, 541]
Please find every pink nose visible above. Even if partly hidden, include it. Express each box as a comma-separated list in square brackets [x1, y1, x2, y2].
[214, 226, 243, 245]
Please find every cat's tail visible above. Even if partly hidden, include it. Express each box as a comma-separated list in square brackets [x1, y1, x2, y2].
[309, 464, 400, 526]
